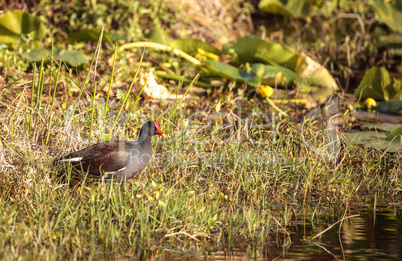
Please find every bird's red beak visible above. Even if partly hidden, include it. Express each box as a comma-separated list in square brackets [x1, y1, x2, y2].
[154, 121, 164, 135]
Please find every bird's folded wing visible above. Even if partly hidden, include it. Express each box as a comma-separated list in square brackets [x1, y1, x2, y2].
[90, 149, 130, 173]
[60, 141, 131, 174]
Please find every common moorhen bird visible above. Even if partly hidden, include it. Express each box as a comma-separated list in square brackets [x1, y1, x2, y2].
[59, 121, 163, 180]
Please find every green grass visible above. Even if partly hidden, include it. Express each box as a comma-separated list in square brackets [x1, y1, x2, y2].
[0, 1, 402, 260]
[0, 58, 401, 259]
[0, 1, 401, 255]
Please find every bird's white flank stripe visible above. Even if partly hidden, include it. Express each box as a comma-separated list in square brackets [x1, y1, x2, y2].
[116, 166, 126, 172]
[60, 157, 83, 162]
[106, 166, 126, 175]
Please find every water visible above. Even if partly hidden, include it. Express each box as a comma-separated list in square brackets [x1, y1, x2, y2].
[86, 207, 401, 260]
[143, 208, 402, 260]
[282, 208, 401, 260]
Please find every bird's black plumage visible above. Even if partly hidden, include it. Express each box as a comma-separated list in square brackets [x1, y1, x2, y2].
[58, 121, 163, 180]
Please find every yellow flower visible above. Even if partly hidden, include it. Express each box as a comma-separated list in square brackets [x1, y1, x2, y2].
[364, 98, 377, 110]
[259, 85, 274, 98]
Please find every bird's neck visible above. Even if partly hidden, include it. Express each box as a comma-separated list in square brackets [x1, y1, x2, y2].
[137, 132, 152, 145]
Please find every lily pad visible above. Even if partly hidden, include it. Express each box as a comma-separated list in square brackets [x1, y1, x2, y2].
[376, 100, 402, 114]
[252, 63, 302, 86]
[22, 48, 49, 61]
[351, 111, 402, 124]
[295, 55, 338, 91]
[109, 33, 126, 41]
[228, 36, 338, 103]
[345, 115, 402, 152]
[170, 38, 221, 55]
[229, 36, 298, 69]
[362, 123, 402, 132]
[376, 33, 402, 49]
[258, 0, 310, 20]
[354, 67, 395, 101]
[343, 131, 402, 153]
[370, 0, 402, 33]
[147, 26, 171, 45]
[22, 47, 88, 67]
[56, 50, 88, 67]
[299, 85, 336, 105]
[386, 126, 402, 141]
[203, 59, 260, 86]
[68, 29, 114, 43]
[0, 10, 46, 48]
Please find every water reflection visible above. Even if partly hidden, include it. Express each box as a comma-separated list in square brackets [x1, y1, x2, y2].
[283, 208, 401, 260]
[86, 208, 401, 260]
[148, 208, 401, 260]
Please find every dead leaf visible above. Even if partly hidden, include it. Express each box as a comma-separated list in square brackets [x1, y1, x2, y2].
[140, 71, 184, 100]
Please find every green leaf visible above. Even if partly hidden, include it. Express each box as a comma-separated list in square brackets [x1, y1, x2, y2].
[23, 47, 88, 67]
[68, 29, 114, 43]
[109, 33, 126, 41]
[376, 100, 402, 114]
[258, 0, 310, 20]
[386, 126, 402, 141]
[299, 85, 335, 105]
[229, 36, 299, 69]
[354, 67, 392, 101]
[203, 59, 260, 86]
[376, 33, 402, 49]
[147, 26, 171, 45]
[370, 0, 402, 33]
[344, 131, 402, 153]
[389, 48, 402, 56]
[296, 56, 338, 91]
[170, 38, 221, 55]
[226, 36, 338, 103]
[294, 56, 338, 104]
[351, 111, 402, 124]
[21, 48, 50, 61]
[362, 123, 402, 132]
[0, 10, 46, 48]
[229, 36, 338, 92]
[56, 50, 88, 67]
[251, 63, 302, 86]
